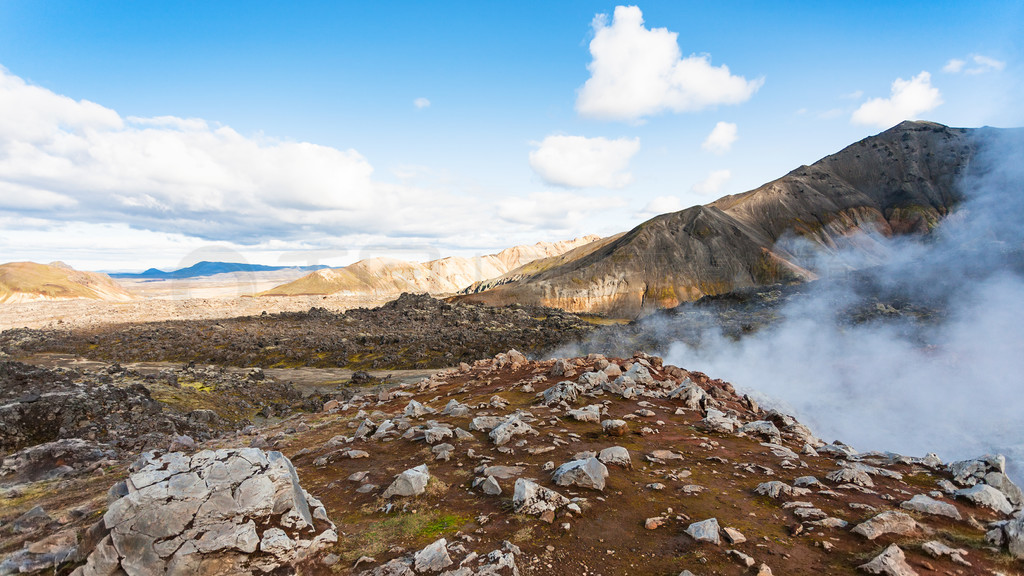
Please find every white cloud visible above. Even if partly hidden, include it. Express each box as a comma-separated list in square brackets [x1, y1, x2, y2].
[701, 121, 738, 154]
[851, 71, 943, 128]
[691, 169, 731, 196]
[944, 54, 1005, 75]
[414, 97, 431, 109]
[842, 90, 864, 100]
[497, 190, 626, 231]
[576, 5, 763, 121]
[634, 195, 686, 219]
[528, 134, 640, 188]
[943, 58, 966, 74]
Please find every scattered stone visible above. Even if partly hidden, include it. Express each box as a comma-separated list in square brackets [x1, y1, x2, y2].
[552, 457, 608, 491]
[686, 518, 720, 545]
[601, 419, 628, 436]
[512, 479, 570, 516]
[857, 544, 918, 576]
[851, 511, 918, 540]
[414, 538, 453, 573]
[900, 494, 962, 520]
[382, 464, 430, 498]
[921, 541, 970, 566]
[482, 476, 502, 496]
[598, 446, 631, 468]
[723, 527, 746, 544]
[953, 483, 1014, 514]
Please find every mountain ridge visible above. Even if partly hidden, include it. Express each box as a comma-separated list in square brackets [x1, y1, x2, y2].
[0, 261, 135, 304]
[457, 121, 992, 318]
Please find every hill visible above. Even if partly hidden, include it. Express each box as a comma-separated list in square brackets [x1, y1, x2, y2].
[260, 236, 601, 297]
[0, 261, 134, 304]
[458, 121, 986, 318]
[109, 261, 330, 280]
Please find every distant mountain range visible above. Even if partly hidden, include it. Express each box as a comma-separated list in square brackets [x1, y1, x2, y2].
[0, 261, 134, 303]
[260, 236, 601, 296]
[110, 261, 330, 280]
[457, 121, 993, 318]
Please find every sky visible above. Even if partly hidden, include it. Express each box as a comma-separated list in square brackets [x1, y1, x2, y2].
[0, 1, 1021, 271]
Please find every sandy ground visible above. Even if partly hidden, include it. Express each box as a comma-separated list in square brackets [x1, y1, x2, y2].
[0, 277, 394, 330]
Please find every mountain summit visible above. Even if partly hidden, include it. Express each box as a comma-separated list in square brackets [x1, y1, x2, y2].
[459, 121, 984, 318]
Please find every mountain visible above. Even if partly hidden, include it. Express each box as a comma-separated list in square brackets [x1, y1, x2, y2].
[458, 121, 987, 318]
[109, 261, 330, 280]
[259, 235, 601, 296]
[0, 261, 134, 303]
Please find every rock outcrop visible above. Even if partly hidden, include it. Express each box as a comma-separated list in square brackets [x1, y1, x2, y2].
[73, 448, 335, 575]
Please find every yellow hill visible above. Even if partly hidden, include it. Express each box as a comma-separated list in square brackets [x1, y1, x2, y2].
[0, 261, 135, 304]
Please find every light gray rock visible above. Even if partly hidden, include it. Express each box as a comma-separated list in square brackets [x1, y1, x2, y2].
[404, 400, 435, 418]
[423, 426, 453, 444]
[954, 483, 1014, 514]
[601, 419, 628, 436]
[382, 464, 430, 498]
[482, 476, 502, 496]
[566, 405, 602, 423]
[552, 457, 608, 491]
[469, 416, 505, 432]
[577, 371, 609, 388]
[541, 381, 585, 406]
[75, 449, 334, 576]
[738, 421, 782, 444]
[1002, 514, 1024, 558]
[598, 446, 632, 468]
[414, 538, 453, 573]
[685, 518, 720, 545]
[921, 541, 970, 565]
[826, 466, 874, 487]
[441, 400, 470, 417]
[432, 444, 455, 461]
[851, 511, 918, 540]
[699, 409, 738, 433]
[857, 544, 917, 576]
[489, 416, 536, 446]
[622, 363, 655, 385]
[754, 481, 792, 499]
[667, 379, 707, 410]
[900, 494, 962, 520]
[512, 479, 569, 515]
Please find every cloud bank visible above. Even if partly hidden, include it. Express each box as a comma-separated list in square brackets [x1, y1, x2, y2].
[576, 5, 763, 121]
[528, 134, 640, 188]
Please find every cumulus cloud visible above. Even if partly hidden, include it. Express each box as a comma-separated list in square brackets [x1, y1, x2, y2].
[576, 5, 763, 121]
[701, 121, 738, 154]
[414, 97, 431, 109]
[528, 134, 640, 188]
[691, 169, 731, 196]
[944, 54, 1005, 75]
[851, 71, 943, 127]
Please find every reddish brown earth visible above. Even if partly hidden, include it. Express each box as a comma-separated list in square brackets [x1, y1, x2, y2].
[2, 352, 1019, 575]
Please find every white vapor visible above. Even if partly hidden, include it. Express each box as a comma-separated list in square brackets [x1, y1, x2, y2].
[576, 6, 762, 121]
[414, 97, 431, 109]
[528, 134, 640, 189]
[662, 128, 1024, 480]
[701, 121, 738, 154]
[851, 71, 943, 127]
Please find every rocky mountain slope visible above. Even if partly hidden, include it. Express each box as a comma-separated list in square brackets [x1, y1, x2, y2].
[260, 236, 600, 297]
[0, 262, 134, 304]
[458, 122, 984, 319]
[2, 351, 1021, 575]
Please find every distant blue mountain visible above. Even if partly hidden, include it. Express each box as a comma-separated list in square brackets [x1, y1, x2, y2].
[110, 261, 330, 280]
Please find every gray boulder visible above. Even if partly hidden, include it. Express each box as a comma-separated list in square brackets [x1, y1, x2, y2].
[857, 544, 917, 575]
[851, 511, 918, 540]
[382, 464, 431, 498]
[413, 538, 452, 573]
[954, 483, 1014, 514]
[72, 448, 336, 576]
[598, 446, 632, 468]
[552, 457, 609, 491]
[685, 518, 720, 545]
[512, 479, 569, 515]
[900, 494, 962, 520]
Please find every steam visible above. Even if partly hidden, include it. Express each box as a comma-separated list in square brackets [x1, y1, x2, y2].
[563, 127, 1024, 479]
[662, 126, 1024, 479]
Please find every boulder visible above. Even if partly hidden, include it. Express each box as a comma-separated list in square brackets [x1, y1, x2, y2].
[686, 518, 720, 545]
[900, 494, 962, 520]
[512, 479, 569, 516]
[552, 457, 608, 491]
[404, 400, 435, 418]
[382, 464, 430, 498]
[851, 511, 918, 540]
[699, 409, 739, 433]
[598, 446, 632, 468]
[738, 421, 782, 444]
[72, 448, 335, 576]
[541, 381, 584, 406]
[857, 544, 917, 576]
[601, 419, 629, 436]
[489, 416, 536, 446]
[413, 538, 452, 573]
[566, 405, 603, 423]
[954, 483, 1014, 514]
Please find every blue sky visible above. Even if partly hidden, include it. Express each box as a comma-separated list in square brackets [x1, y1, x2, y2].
[0, 1, 1021, 270]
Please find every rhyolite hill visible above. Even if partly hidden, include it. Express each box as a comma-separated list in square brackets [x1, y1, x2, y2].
[459, 121, 993, 319]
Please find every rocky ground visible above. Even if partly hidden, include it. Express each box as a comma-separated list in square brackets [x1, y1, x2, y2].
[0, 293, 596, 370]
[2, 348, 1022, 575]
